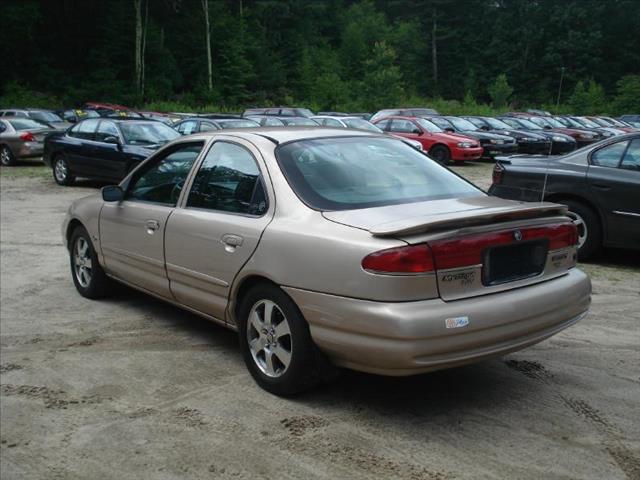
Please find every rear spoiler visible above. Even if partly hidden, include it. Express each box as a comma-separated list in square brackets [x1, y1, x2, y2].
[369, 202, 568, 237]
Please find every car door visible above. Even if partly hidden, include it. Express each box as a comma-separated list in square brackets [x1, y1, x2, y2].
[587, 138, 640, 246]
[65, 119, 100, 175]
[99, 141, 205, 298]
[164, 138, 273, 321]
[90, 120, 127, 180]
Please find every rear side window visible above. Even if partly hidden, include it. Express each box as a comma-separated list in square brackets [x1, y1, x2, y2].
[620, 139, 640, 171]
[70, 119, 100, 140]
[177, 120, 198, 135]
[7, 118, 47, 131]
[390, 119, 417, 133]
[187, 142, 267, 216]
[591, 141, 628, 168]
[275, 137, 480, 211]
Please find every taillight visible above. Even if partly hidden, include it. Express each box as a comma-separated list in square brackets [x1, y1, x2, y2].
[429, 222, 578, 271]
[362, 244, 435, 274]
[20, 132, 36, 142]
[492, 162, 504, 185]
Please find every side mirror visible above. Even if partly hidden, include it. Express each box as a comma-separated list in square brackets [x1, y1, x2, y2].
[102, 185, 124, 202]
[544, 125, 552, 130]
[445, 127, 455, 133]
[480, 125, 490, 131]
[412, 128, 422, 135]
[104, 136, 121, 145]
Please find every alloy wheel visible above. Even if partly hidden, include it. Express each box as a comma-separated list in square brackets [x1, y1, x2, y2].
[246, 299, 293, 378]
[569, 211, 588, 249]
[0, 147, 11, 166]
[73, 237, 93, 288]
[54, 158, 68, 183]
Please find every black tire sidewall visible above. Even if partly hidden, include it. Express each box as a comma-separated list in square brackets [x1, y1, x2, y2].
[69, 226, 108, 299]
[429, 145, 451, 165]
[562, 199, 602, 260]
[237, 284, 324, 396]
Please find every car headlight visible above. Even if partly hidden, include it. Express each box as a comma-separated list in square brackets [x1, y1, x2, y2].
[520, 137, 537, 142]
[490, 139, 505, 145]
[457, 142, 474, 148]
[552, 135, 568, 142]
[578, 133, 595, 139]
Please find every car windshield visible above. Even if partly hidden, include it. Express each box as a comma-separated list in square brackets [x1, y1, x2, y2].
[275, 136, 480, 211]
[341, 118, 381, 132]
[447, 117, 478, 131]
[297, 108, 315, 117]
[30, 111, 63, 122]
[8, 118, 48, 131]
[591, 118, 611, 127]
[217, 119, 260, 129]
[283, 118, 318, 126]
[107, 110, 144, 119]
[485, 117, 512, 129]
[120, 122, 180, 145]
[541, 117, 565, 128]
[416, 118, 444, 133]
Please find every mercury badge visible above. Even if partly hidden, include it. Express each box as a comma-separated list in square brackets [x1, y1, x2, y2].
[514, 229, 523, 241]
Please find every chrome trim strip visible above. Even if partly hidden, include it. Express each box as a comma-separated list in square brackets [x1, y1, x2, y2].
[166, 262, 229, 287]
[612, 210, 640, 218]
[102, 245, 165, 268]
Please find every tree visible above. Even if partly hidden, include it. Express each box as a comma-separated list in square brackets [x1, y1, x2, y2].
[488, 74, 513, 108]
[569, 79, 606, 114]
[202, 0, 212, 92]
[134, 0, 149, 97]
[360, 42, 404, 111]
[612, 75, 640, 114]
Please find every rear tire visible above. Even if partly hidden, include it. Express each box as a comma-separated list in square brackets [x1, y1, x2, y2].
[53, 155, 75, 186]
[237, 283, 336, 396]
[0, 145, 16, 166]
[69, 226, 112, 299]
[560, 199, 601, 260]
[429, 145, 451, 165]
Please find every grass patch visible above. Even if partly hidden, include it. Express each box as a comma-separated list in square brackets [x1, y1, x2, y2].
[0, 163, 50, 179]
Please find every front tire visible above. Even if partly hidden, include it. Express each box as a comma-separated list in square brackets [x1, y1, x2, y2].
[53, 155, 75, 186]
[237, 283, 335, 396]
[561, 199, 602, 260]
[429, 145, 451, 165]
[69, 226, 111, 299]
[0, 145, 16, 166]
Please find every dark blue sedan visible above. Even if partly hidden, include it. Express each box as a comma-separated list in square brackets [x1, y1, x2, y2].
[43, 118, 180, 185]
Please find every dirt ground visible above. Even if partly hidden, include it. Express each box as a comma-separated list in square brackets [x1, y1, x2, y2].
[1, 160, 639, 480]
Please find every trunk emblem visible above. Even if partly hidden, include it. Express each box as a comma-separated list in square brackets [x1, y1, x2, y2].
[514, 230, 523, 241]
[445, 316, 469, 329]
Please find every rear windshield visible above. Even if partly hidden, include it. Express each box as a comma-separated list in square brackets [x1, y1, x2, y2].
[275, 136, 481, 211]
[8, 118, 47, 130]
[217, 119, 260, 129]
[30, 111, 63, 122]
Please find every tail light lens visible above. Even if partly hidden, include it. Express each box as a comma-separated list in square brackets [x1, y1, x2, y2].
[492, 162, 504, 185]
[20, 132, 36, 142]
[362, 244, 435, 274]
[362, 223, 577, 275]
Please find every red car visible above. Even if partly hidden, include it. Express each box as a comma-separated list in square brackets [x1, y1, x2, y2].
[373, 116, 483, 163]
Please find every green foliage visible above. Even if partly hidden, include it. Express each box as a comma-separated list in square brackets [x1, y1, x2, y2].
[612, 75, 640, 114]
[0, 0, 638, 114]
[487, 74, 514, 109]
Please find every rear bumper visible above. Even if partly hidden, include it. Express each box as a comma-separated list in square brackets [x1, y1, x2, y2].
[18, 142, 44, 158]
[284, 268, 590, 376]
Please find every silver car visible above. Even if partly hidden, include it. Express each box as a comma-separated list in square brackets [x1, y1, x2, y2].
[0, 118, 56, 166]
[62, 128, 591, 395]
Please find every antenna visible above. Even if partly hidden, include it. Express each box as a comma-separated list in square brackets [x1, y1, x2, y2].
[540, 129, 555, 202]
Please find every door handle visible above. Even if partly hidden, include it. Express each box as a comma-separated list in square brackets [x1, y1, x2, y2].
[145, 219, 160, 234]
[221, 234, 243, 247]
[592, 183, 611, 191]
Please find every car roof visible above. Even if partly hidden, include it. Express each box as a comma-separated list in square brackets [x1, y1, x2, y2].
[187, 127, 379, 145]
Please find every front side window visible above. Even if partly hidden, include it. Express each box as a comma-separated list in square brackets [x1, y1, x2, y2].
[591, 141, 629, 168]
[95, 121, 120, 142]
[620, 139, 640, 171]
[276, 137, 481, 211]
[187, 142, 267, 215]
[127, 142, 204, 205]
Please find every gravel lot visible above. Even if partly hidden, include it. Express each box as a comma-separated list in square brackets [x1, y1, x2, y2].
[1, 160, 639, 480]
